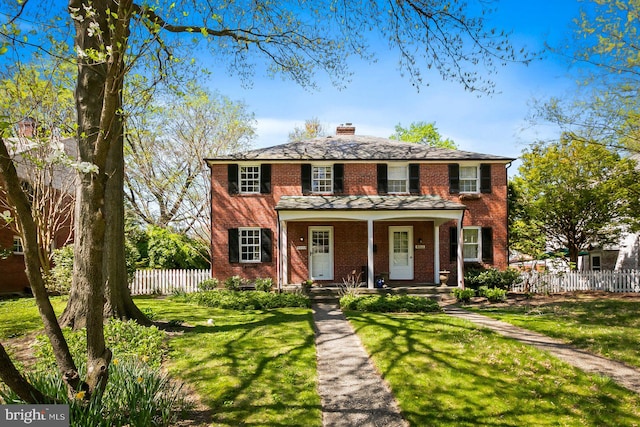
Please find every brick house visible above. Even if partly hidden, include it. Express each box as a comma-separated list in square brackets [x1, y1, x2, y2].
[0, 126, 75, 295]
[206, 125, 513, 289]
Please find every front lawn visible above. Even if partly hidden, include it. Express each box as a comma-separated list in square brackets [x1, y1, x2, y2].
[0, 295, 67, 339]
[468, 296, 640, 369]
[135, 297, 321, 427]
[346, 311, 640, 426]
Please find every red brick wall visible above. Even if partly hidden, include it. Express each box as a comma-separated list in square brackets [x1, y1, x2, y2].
[210, 161, 510, 284]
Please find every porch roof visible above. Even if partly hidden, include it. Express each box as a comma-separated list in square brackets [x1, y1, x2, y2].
[275, 195, 466, 211]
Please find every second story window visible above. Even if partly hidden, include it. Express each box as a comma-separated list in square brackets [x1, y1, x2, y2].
[387, 165, 408, 193]
[459, 166, 479, 193]
[312, 165, 332, 193]
[240, 165, 260, 193]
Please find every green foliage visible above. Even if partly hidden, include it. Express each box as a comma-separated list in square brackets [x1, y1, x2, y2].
[34, 319, 166, 369]
[288, 117, 327, 141]
[144, 226, 209, 269]
[223, 275, 245, 291]
[50, 245, 74, 294]
[465, 268, 521, 290]
[452, 288, 475, 303]
[513, 137, 640, 265]
[478, 286, 507, 303]
[197, 278, 219, 291]
[339, 294, 441, 313]
[254, 277, 274, 292]
[0, 358, 189, 427]
[389, 121, 457, 149]
[185, 290, 311, 310]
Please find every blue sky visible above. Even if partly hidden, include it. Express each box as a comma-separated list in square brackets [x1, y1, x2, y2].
[204, 1, 585, 164]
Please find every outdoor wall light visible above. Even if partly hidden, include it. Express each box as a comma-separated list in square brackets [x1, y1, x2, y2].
[418, 238, 423, 244]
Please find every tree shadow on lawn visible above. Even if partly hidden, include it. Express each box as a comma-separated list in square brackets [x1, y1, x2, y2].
[162, 307, 322, 426]
[345, 311, 640, 426]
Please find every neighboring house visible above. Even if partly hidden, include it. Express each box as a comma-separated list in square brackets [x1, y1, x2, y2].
[206, 125, 513, 289]
[0, 121, 75, 295]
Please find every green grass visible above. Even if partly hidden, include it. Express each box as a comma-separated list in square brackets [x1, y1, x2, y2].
[0, 296, 67, 339]
[346, 311, 640, 426]
[469, 298, 640, 369]
[135, 297, 321, 427]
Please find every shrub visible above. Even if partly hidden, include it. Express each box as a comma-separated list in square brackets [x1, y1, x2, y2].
[465, 268, 521, 290]
[452, 288, 475, 303]
[0, 358, 190, 427]
[339, 294, 441, 313]
[198, 278, 219, 291]
[184, 290, 311, 310]
[50, 245, 74, 294]
[483, 287, 507, 303]
[255, 277, 274, 292]
[224, 275, 245, 291]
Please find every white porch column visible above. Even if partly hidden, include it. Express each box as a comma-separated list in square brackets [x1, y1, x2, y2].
[280, 220, 288, 289]
[367, 219, 374, 289]
[434, 224, 440, 284]
[457, 220, 464, 288]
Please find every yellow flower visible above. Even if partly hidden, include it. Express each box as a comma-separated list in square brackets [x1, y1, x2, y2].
[112, 358, 119, 366]
[75, 390, 86, 400]
[141, 355, 149, 363]
[137, 376, 144, 383]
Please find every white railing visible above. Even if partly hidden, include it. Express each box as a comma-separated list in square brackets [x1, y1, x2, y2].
[130, 269, 211, 295]
[511, 270, 640, 294]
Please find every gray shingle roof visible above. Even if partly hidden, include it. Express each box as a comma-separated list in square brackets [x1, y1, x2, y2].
[206, 135, 514, 162]
[275, 195, 466, 211]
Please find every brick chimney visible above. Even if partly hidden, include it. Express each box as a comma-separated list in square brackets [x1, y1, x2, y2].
[336, 123, 355, 135]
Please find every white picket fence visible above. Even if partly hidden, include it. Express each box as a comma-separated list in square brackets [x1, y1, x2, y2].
[512, 270, 640, 294]
[130, 269, 211, 295]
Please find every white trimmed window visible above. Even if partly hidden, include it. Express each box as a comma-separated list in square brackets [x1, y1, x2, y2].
[463, 227, 481, 261]
[13, 236, 24, 254]
[459, 166, 479, 193]
[388, 165, 408, 193]
[240, 228, 261, 263]
[239, 165, 260, 193]
[312, 165, 332, 193]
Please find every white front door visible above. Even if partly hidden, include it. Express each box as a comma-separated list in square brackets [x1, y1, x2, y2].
[389, 226, 413, 280]
[309, 227, 333, 280]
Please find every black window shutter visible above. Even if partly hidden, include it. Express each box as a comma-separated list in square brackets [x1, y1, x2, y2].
[377, 164, 388, 194]
[409, 164, 420, 194]
[261, 228, 273, 263]
[260, 164, 271, 194]
[449, 227, 458, 262]
[228, 164, 239, 195]
[482, 227, 493, 263]
[449, 164, 459, 194]
[333, 163, 344, 194]
[480, 164, 491, 194]
[301, 164, 312, 195]
[228, 228, 239, 263]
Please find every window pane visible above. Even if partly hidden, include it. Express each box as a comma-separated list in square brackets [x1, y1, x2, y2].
[312, 166, 332, 192]
[240, 166, 260, 193]
[459, 166, 478, 192]
[388, 166, 407, 193]
[240, 229, 261, 262]
[463, 229, 479, 260]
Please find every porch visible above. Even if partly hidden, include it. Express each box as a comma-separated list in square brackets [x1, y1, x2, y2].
[275, 195, 467, 290]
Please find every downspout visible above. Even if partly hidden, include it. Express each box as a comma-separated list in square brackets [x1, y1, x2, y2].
[206, 161, 214, 279]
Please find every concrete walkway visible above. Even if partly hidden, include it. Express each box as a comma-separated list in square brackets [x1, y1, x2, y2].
[312, 302, 408, 427]
[444, 306, 640, 394]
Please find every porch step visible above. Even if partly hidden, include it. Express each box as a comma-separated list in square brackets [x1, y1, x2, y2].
[308, 285, 454, 303]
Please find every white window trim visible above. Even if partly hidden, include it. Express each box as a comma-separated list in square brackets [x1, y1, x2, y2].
[312, 164, 333, 194]
[239, 227, 261, 263]
[13, 236, 24, 255]
[387, 163, 409, 194]
[459, 164, 480, 194]
[462, 226, 482, 262]
[239, 164, 261, 194]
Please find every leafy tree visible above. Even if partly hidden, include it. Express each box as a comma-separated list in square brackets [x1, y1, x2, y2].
[288, 118, 327, 142]
[389, 121, 457, 149]
[125, 84, 255, 241]
[145, 226, 209, 270]
[533, 0, 640, 153]
[512, 135, 640, 268]
[0, 0, 532, 405]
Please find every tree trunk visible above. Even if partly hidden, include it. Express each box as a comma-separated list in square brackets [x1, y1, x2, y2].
[0, 343, 52, 404]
